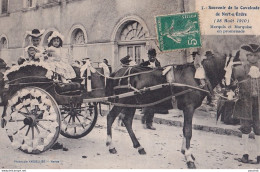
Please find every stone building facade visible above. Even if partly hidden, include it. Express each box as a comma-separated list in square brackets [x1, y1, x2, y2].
[0, 0, 195, 69]
[1, 0, 260, 70]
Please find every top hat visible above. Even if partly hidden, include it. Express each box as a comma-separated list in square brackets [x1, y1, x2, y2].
[120, 55, 131, 65]
[205, 51, 214, 56]
[47, 31, 64, 43]
[148, 48, 156, 56]
[26, 29, 45, 38]
[241, 44, 260, 53]
[191, 51, 200, 56]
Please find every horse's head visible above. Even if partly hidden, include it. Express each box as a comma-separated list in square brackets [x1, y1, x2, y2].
[202, 51, 226, 87]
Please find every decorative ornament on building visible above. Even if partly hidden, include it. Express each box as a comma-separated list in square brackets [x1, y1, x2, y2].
[120, 21, 146, 41]
[74, 30, 85, 45]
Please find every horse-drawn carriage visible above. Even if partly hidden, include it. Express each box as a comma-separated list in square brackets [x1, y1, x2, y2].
[0, 61, 107, 154]
[0, 51, 226, 168]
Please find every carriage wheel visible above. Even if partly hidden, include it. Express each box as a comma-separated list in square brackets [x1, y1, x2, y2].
[60, 103, 98, 139]
[3, 87, 61, 154]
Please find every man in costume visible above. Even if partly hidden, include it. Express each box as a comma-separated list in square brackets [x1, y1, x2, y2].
[232, 44, 260, 164]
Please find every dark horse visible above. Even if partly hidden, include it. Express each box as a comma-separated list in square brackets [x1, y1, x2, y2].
[105, 52, 226, 168]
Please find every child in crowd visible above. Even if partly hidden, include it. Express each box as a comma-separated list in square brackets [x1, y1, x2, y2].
[193, 51, 207, 87]
[46, 31, 76, 82]
[18, 45, 40, 65]
[26, 29, 46, 59]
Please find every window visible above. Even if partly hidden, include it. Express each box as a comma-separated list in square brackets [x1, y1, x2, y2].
[135, 46, 141, 64]
[118, 21, 147, 65]
[73, 29, 85, 45]
[1, 0, 8, 14]
[0, 37, 7, 49]
[127, 45, 142, 64]
[127, 47, 133, 58]
[120, 21, 146, 41]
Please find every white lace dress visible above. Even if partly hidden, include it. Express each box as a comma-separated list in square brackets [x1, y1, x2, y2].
[47, 46, 76, 79]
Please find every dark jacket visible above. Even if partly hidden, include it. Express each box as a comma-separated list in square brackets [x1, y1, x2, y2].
[140, 59, 161, 67]
[232, 64, 260, 120]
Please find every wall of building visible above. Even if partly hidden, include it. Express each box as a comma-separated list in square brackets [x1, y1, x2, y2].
[0, 0, 196, 67]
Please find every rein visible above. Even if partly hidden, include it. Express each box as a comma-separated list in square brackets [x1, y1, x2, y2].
[83, 82, 209, 107]
[109, 89, 193, 108]
[95, 66, 159, 80]
[95, 63, 194, 80]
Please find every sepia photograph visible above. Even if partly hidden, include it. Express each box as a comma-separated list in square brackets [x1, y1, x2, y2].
[0, 0, 260, 170]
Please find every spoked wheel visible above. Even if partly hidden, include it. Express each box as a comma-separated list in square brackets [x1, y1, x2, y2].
[2, 87, 61, 154]
[60, 103, 98, 139]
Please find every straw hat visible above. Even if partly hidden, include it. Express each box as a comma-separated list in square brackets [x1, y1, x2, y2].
[25, 45, 40, 52]
[26, 29, 45, 38]
[47, 31, 64, 43]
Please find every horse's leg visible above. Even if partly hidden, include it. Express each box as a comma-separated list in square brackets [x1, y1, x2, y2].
[181, 137, 186, 154]
[121, 107, 146, 155]
[106, 106, 123, 154]
[182, 105, 196, 169]
[1, 105, 7, 128]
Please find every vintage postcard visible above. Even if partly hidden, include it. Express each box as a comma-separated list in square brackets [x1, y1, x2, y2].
[0, 0, 260, 170]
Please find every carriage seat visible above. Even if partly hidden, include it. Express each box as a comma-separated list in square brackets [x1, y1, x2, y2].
[55, 82, 82, 95]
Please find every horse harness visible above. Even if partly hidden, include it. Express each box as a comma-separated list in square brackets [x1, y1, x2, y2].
[106, 65, 210, 108]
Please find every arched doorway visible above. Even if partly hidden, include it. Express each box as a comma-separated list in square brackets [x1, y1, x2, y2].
[112, 16, 150, 69]
[118, 21, 147, 64]
[69, 27, 87, 61]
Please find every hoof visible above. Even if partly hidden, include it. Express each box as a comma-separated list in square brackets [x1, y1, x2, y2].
[181, 149, 185, 155]
[1, 118, 6, 128]
[109, 148, 117, 154]
[138, 148, 146, 155]
[187, 161, 196, 169]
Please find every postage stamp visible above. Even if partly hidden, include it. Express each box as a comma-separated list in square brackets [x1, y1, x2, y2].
[156, 12, 202, 52]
